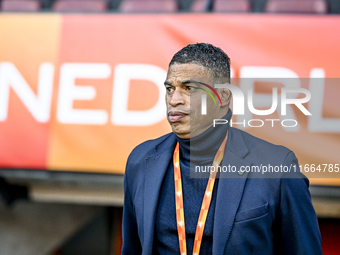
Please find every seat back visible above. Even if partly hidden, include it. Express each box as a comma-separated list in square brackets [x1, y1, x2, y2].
[52, 0, 108, 12]
[119, 0, 178, 13]
[1, 0, 41, 11]
[265, 0, 328, 14]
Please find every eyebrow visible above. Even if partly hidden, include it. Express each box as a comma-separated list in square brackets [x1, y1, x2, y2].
[164, 79, 202, 86]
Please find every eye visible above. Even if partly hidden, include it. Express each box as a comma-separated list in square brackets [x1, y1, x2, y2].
[166, 86, 174, 93]
[186, 86, 197, 91]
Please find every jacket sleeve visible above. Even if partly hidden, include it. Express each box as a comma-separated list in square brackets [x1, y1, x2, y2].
[121, 159, 142, 255]
[275, 151, 322, 255]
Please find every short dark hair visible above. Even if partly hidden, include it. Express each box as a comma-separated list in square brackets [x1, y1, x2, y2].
[169, 43, 231, 81]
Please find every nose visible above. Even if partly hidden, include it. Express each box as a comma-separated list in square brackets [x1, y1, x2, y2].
[169, 88, 186, 107]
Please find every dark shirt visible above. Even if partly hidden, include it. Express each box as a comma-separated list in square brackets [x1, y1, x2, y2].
[153, 110, 231, 254]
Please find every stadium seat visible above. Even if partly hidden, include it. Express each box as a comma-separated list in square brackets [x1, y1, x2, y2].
[265, 0, 328, 14]
[190, 0, 251, 13]
[119, 0, 178, 13]
[1, 0, 41, 11]
[52, 0, 108, 12]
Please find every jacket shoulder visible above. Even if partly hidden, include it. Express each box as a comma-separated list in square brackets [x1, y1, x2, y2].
[127, 132, 173, 164]
[231, 127, 293, 163]
[125, 132, 174, 178]
[124, 132, 175, 194]
[231, 128, 292, 155]
[231, 127, 306, 179]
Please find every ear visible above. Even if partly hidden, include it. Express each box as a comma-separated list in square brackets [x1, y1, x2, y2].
[220, 88, 231, 107]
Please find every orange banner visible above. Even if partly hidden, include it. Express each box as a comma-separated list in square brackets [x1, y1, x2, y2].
[0, 14, 339, 185]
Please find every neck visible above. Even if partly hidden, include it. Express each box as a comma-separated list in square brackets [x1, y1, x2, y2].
[176, 109, 232, 165]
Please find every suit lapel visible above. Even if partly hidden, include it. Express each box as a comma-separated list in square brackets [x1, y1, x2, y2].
[212, 128, 251, 255]
[143, 134, 177, 255]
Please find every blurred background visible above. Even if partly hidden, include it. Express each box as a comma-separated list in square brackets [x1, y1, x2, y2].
[0, 0, 340, 254]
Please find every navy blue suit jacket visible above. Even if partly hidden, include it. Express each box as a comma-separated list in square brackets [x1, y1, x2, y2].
[122, 127, 322, 255]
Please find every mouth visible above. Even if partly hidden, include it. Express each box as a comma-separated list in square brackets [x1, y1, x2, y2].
[168, 111, 189, 123]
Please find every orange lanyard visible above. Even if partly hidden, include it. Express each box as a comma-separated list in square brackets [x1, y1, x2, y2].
[173, 130, 229, 255]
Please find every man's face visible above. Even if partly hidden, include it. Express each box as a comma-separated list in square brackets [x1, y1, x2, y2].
[165, 63, 226, 139]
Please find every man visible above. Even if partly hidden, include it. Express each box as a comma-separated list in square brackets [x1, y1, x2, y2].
[122, 43, 322, 254]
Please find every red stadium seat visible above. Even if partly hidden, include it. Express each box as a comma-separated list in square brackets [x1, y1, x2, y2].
[52, 0, 108, 12]
[265, 0, 328, 14]
[190, 0, 251, 13]
[1, 0, 41, 11]
[119, 0, 178, 13]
